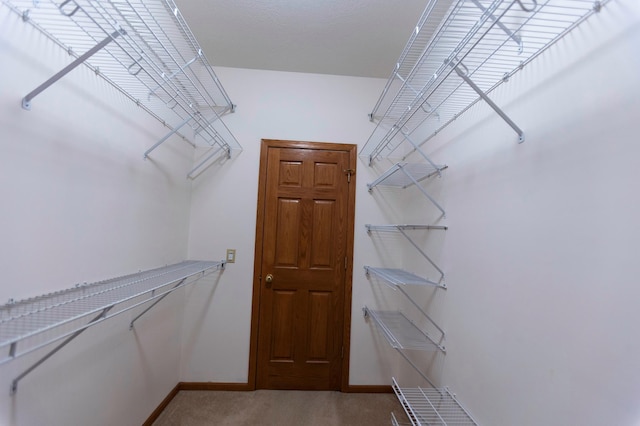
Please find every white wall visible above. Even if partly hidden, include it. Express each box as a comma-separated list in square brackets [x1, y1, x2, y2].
[394, 1, 640, 425]
[183, 67, 403, 385]
[0, 6, 198, 426]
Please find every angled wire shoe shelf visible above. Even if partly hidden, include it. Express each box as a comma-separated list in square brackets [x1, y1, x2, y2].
[360, 0, 611, 165]
[364, 225, 448, 379]
[366, 224, 448, 288]
[363, 307, 445, 353]
[365, 304, 479, 425]
[2, 0, 242, 176]
[392, 378, 479, 426]
[367, 163, 447, 216]
[365, 267, 443, 288]
[0, 260, 225, 394]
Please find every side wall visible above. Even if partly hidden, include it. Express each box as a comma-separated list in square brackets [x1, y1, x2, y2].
[396, 1, 640, 425]
[0, 7, 196, 426]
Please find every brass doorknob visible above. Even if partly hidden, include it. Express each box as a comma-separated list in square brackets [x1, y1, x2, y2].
[265, 274, 274, 283]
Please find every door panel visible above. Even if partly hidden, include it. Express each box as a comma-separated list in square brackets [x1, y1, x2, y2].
[274, 199, 301, 267]
[310, 200, 334, 268]
[270, 290, 296, 361]
[307, 291, 331, 362]
[256, 144, 351, 390]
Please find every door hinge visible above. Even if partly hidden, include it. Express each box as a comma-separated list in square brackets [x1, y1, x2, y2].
[343, 169, 355, 183]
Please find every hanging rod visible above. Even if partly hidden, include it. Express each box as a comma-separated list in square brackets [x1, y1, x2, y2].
[3, 0, 242, 159]
[360, 0, 611, 162]
[187, 146, 230, 179]
[0, 260, 225, 394]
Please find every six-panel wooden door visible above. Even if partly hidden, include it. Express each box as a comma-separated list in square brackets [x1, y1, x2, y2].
[255, 142, 353, 390]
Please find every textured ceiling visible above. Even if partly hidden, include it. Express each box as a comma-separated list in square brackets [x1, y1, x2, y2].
[173, 0, 429, 78]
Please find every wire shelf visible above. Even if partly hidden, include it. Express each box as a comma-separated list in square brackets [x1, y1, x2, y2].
[360, 0, 611, 162]
[366, 224, 447, 284]
[364, 307, 445, 352]
[2, 0, 241, 158]
[368, 163, 446, 190]
[366, 224, 448, 232]
[0, 260, 224, 365]
[393, 378, 479, 426]
[365, 267, 444, 289]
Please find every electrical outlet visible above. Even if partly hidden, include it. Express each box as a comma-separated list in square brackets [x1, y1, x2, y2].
[226, 249, 236, 263]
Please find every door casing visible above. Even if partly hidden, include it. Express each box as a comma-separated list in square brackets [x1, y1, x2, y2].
[248, 139, 356, 391]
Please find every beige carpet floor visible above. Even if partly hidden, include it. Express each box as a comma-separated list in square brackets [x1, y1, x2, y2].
[152, 390, 409, 426]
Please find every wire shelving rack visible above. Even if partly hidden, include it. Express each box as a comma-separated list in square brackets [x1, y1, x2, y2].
[359, 2, 612, 423]
[0, 260, 225, 394]
[2, 0, 242, 175]
[364, 222, 449, 400]
[360, 0, 611, 164]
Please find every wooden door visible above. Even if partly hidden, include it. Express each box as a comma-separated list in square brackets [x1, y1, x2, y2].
[253, 140, 355, 390]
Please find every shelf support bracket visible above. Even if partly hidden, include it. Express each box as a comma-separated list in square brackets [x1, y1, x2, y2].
[399, 130, 443, 177]
[395, 349, 438, 389]
[453, 64, 525, 143]
[22, 29, 124, 110]
[395, 286, 446, 344]
[398, 164, 446, 216]
[10, 306, 113, 395]
[129, 278, 187, 330]
[396, 228, 445, 283]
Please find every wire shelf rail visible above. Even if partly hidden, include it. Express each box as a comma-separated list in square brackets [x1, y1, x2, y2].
[0, 260, 224, 394]
[2, 0, 242, 168]
[360, 0, 611, 163]
[392, 377, 479, 426]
